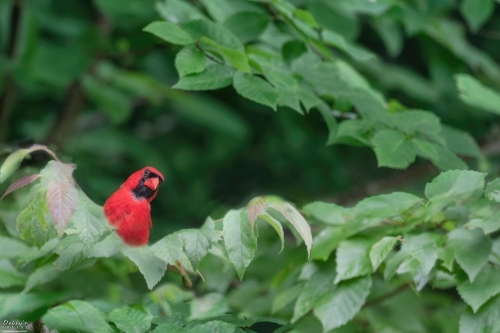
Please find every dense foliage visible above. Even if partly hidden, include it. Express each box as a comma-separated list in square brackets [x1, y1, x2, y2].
[2, 0, 500, 332]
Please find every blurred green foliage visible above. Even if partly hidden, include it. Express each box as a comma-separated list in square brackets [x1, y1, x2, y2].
[2, 0, 500, 332]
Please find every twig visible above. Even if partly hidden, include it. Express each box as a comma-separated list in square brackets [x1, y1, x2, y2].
[362, 284, 409, 308]
[175, 260, 193, 288]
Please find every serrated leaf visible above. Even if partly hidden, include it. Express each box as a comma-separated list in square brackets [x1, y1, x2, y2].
[54, 234, 87, 271]
[200, 37, 250, 72]
[88, 233, 122, 258]
[177, 217, 216, 270]
[459, 294, 500, 333]
[314, 276, 372, 332]
[458, 265, 500, 313]
[71, 192, 108, 250]
[425, 170, 486, 202]
[485, 179, 500, 202]
[302, 202, 351, 225]
[0, 260, 27, 288]
[223, 12, 269, 43]
[355, 192, 421, 218]
[259, 212, 284, 253]
[335, 239, 373, 284]
[311, 226, 346, 261]
[292, 264, 336, 323]
[123, 246, 167, 290]
[16, 189, 56, 249]
[0, 145, 56, 183]
[272, 282, 305, 314]
[180, 19, 244, 51]
[447, 228, 491, 282]
[189, 293, 229, 320]
[109, 306, 153, 333]
[47, 181, 78, 237]
[40, 160, 76, 184]
[370, 236, 398, 271]
[407, 233, 438, 276]
[151, 233, 190, 266]
[173, 64, 234, 91]
[186, 320, 236, 333]
[233, 71, 280, 110]
[1, 174, 40, 200]
[175, 45, 207, 77]
[372, 129, 416, 169]
[431, 145, 468, 171]
[247, 196, 267, 229]
[456, 74, 500, 115]
[43, 300, 113, 333]
[143, 21, 195, 45]
[17, 238, 59, 267]
[270, 202, 312, 258]
[223, 209, 257, 280]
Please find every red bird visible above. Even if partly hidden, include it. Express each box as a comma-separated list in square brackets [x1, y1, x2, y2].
[104, 167, 164, 246]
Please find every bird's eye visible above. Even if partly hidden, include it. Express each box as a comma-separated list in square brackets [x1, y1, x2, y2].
[144, 169, 151, 175]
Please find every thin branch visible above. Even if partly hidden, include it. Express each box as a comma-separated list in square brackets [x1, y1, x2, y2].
[362, 284, 409, 308]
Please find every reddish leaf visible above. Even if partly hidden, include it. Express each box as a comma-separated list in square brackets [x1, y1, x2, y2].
[246, 196, 267, 230]
[47, 181, 79, 236]
[0, 174, 40, 200]
[271, 202, 313, 258]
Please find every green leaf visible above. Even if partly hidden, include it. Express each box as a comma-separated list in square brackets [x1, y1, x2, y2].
[198, 0, 264, 22]
[370, 236, 398, 271]
[143, 21, 195, 45]
[425, 170, 486, 202]
[317, 102, 338, 145]
[302, 201, 351, 225]
[457, 265, 500, 313]
[109, 306, 153, 333]
[272, 282, 305, 314]
[54, 234, 86, 271]
[441, 125, 482, 158]
[259, 212, 285, 253]
[123, 246, 167, 289]
[412, 138, 439, 161]
[314, 276, 372, 332]
[223, 209, 257, 280]
[82, 76, 133, 125]
[233, 72, 280, 110]
[372, 15, 403, 57]
[186, 320, 236, 333]
[151, 233, 190, 266]
[88, 233, 122, 258]
[456, 74, 500, 115]
[180, 19, 244, 51]
[175, 45, 207, 77]
[23, 264, 59, 292]
[0, 260, 27, 288]
[0, 145, 55, 183]
[335, 239, 373, 284]
[447, 228, 492, 282]
[189, 293, 229, 320]
[199, 37, 250, 73]
[16, 189, 56, 249]
[223, 12, 269, 43]
[173, 64, 234, 91]
[270, 202, 313, 258]
[407, 233, 438, 276]
[311, 226, 346, 261]
[355, 192, 421, 218]
[43, 300, 113, 333]
[372, 129, 416, 169]
[460, 0, 494, 32]
[431, 145, 469, 171]
[0, 291, 72, 319]
[40, 161, 76, 184]
[71, 192, 108, 250]
[459, 294, 500, 333]
[294, 9, 319, 28]
[0, 236, 29, 259]
[177, 217, 217, 269]
[46, 181, 78, 237]
[292, 264, 336, 323]
[156, 0, 205, 23]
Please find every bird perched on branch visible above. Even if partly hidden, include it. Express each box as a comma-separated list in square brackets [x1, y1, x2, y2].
[104, 167, 164, 246]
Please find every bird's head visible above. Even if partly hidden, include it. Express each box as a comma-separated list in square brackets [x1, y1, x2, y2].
[123, 167, 164, 202]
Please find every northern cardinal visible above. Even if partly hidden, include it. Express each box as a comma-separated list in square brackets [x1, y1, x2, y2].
[104, 167, 164, 246]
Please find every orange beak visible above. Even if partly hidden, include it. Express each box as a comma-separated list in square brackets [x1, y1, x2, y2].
[144, 177, 160, 191]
